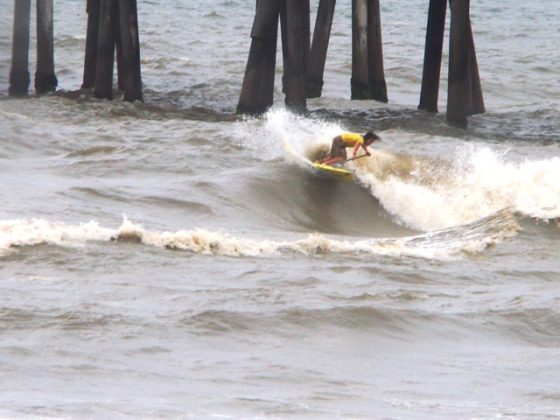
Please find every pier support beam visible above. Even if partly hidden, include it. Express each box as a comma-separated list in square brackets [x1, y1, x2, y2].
[352, 0, 387, 101]
[94, 0, 118, 99]
[367, 0, 387, 102]
[447, 0, 484, 125]
[283, 0, 309, 112]
[35, 0, 58, 94]
[118, 0, 143, 101]
[9, 0, 31, 96]
[83, 0, 100, 89]
[237, 0, 281, 115]
[351, 0, 369, 99]
[419, 0, 446, 113]
[446, 0, 469, 126]
[465, 21, 485, 116]
[307, 0, 336, 98]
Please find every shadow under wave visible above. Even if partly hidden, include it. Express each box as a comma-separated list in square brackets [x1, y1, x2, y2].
[240, 163, 419, 238]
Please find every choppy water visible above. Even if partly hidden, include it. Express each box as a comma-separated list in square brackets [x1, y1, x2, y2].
[1, 0, 560, 418]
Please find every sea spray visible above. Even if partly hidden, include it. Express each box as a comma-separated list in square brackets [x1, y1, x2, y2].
[353, 145, 560, 231]
[231, 109, 343, 162]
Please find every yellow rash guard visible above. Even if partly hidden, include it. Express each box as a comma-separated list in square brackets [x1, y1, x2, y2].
[339, 132, 364, 147]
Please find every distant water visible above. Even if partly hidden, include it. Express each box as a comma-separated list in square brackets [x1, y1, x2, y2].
[1, 1, 559, 418]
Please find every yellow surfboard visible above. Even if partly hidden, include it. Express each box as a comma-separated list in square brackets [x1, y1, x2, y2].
[312, 162, 353, 181]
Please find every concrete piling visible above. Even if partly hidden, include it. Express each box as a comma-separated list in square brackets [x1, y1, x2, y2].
[115, 4, 125, 92]
[237, 0, 281, 115]
[35, 0, 58, 94]
[9, 0, 31, 96]
[117, 0, 143, 101]
[466, 20, 485, 115]
[447, 0, 469, 126]
[352, 0, 387, 101]
[86, 0, 143, 101]
[419, 0, 446, 113]
[367, 0, 387, 102]
[307, 0, 336, 98]
[420, 0, 484, 123]
[7, 0, 486, 127]
[83, 0, 100, 89]
[94, 0, 118, 99]
[283, 0, 310, 112]
[351, 0, 370, 99]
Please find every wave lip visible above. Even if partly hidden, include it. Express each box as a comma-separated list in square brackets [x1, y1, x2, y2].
[0, 209, 519, 261]
[353, 145, 560, 231]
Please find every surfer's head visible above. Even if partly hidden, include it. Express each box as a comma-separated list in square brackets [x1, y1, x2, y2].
[363, 132, 381, 144]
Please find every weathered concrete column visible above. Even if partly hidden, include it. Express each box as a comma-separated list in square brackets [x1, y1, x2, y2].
[419, 0, 446, 112]
[9, 0, 31, 96]
[115, 4, 124, 92]
[118, 0, 143, 101]
[367, 0, 387, 102]
[307, 0, 336, 98]
[283, 0, 309, 112]
[83, 0, 100, 89]
[237, 0, 281, 115]
[446, 0, 469, 126]
[94, 0, 118, 99]
[351, 0, 369, 99]
[280, 2, 288, 94]
[36, 0, 58, 94]
[466, 20, 485, 115]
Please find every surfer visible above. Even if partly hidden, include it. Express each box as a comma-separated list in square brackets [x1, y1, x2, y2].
[319, 132, 381, 166]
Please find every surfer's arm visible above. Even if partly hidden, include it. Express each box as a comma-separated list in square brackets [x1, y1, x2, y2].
[351, 142, 361, 158]
[353, 142, 370, 158]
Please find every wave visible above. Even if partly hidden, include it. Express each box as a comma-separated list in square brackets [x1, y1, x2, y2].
[353, 146, 560, 231]
[0, 209, 519, 261]
[173, 305, 560, 346]
[232, 109, 560, 232]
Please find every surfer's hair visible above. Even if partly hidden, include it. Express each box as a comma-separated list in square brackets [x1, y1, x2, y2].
[363, 132, 380, 142]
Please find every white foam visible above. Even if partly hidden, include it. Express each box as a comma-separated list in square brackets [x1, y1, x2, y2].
[354, 145, 560, 231]
[232, 108, 342, 163]
[0, 219, 113, 254]
[0, 210, 519, 261]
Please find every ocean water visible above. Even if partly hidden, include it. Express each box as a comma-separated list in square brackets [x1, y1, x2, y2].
[1, 0, 559, 418]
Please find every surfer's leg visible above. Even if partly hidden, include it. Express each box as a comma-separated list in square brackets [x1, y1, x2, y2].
[321, 139, 340, 163]
[322, 141, 347, 165]
[324, 145, 346, 166]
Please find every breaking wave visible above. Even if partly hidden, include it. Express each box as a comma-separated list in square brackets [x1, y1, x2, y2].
[0, 209, 519, 261]
[232, 110, 560, 232]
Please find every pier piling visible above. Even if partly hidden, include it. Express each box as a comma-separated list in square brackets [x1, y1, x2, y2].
[83, 0, 100, 89]
[237, 0, 281, 115]
[6, 0, 487, 126]
[118, 0, 143, 101]
[352, 0, 387, 101]
[94, 0, 118, 99]
[420, 0, 484, 124]
[307, 0, 336, 98]
[419, 0, 446, 113]
[351, 0, 370, 99]
[367, 0, 387, 102]
[447, 0, 469, 126]
[283, 0, 310, 112]
[35, 0, 58, 94]
[9, 0, 31, 96]
[466, 20, 484, 115]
